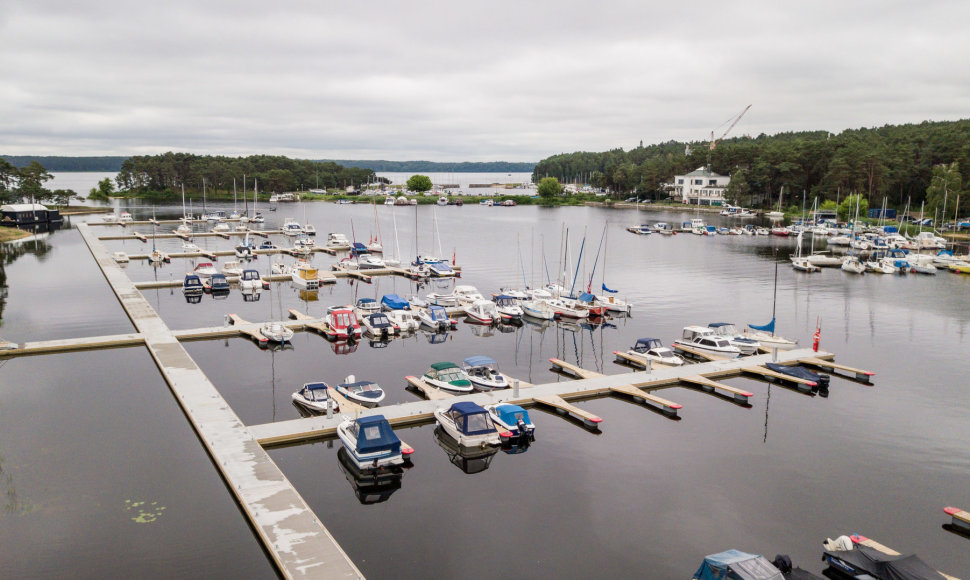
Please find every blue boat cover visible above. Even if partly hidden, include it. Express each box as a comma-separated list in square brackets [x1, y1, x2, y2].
[748, 318, 775, 333]
[708, 322, 731, 328]
[184, 274, 202, 285]
[242, 269, 260, 280]
[578, 292, 596, 303]
[495, 404, 530, 426]
[692, 550, 783, 580]
[428, 305, 448, 321]
[357, 298, 376, 305]
[449, 402, 495, 435]
[463, 355, 496, 368]
[305, 382, 329, 390]
[430, 262, 454, 273]
[381, 294, 410, 310]
[602, 283, 617, 293]
[354, 415, 401, 455]
[634, 338, 661, 351]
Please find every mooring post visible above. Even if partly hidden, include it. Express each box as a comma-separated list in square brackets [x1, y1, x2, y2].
[772, 347, 778, 362]
[513, 379, 519, 398]
[223, 314, 229, 327]
[645, 359, 652, 373]
[326, 398, 333, 419]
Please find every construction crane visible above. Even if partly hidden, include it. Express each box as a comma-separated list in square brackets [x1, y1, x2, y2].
[707, 104, 752, 174]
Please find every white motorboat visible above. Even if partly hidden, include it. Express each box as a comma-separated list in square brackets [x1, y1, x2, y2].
[292, 382, 339, 414]
[235, 242, 255, 259]
[355, 298, 381, 318]
[426, 292, 459, 308]
[707, 323, 761, 355]
[421, 362, 474, 393]
[520, 299, 556, 320]
[119, 211, 133, 223]
[805, 253, 844, 267]
[182, 242, 200, 252]
[484, 404, 535, 439]
[386, 309, 420, 332]
[622, 338, 685, 366]
[336, 415, 412, 469]
[334, 375, 386, 407]
[461, 356, 509, 390]
[303, 223, 317, 236]
[221, 261, 244, 276]
[113, 251, 129, 263]
[907, 254, 938, 275]
[361, 312, 398, 338]
[176, 220, 192, 234]
[147, 249, 170, 264]
[437, 196, 448, 206]
[260, 321, 294, 344]
[211, 222, 230, 233]
[453, 285, 485, 306]
[290, 261, 320, 289]
[672, 326, 742, 359]
[239, 269, 263, 292]
[294, 235, 315, 251]
[282, 219, 303, 236]
[193, 262, 218, 283]
[418, 304, 455, 331]
[327, 232, 350, 247]
[434, 401, 507, 447]
[182, 274, 203, 295]
[464, 299, 497, 324]
[492, 295, 523, 320]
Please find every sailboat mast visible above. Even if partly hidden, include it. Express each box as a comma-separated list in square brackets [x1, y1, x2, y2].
[771, 259, 778, 329]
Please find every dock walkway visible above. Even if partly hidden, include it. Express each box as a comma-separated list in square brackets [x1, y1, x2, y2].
[78, 224, 361, 579]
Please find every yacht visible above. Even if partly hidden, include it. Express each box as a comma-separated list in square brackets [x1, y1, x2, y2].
[622, 338, 685, 366]
[707, 323, 761, 355]
[672, 326, 742, 359]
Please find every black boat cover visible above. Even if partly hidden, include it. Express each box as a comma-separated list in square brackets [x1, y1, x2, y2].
[824, 547, 945, 580]
[764, 362, 820, 383]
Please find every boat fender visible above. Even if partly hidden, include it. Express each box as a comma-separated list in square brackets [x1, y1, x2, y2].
[823, 535, 854, 551]
[771, 555, 792, 574]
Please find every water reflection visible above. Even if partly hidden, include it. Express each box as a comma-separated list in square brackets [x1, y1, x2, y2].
[336, 448, 406, 505]
[433, 426, 498, 474]
[0, 236, 54, 323]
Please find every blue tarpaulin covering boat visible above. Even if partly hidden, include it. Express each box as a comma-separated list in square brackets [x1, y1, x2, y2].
[353, 415, 402, 455]
[449, 402, 496, 436]
[381, 294, 410, 310]
[693, 550, 784, 580]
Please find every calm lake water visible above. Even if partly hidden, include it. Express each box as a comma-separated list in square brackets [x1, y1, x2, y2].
[1, 201, 969, 578]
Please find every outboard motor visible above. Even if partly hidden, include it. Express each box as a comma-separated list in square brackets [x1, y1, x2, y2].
[771, 554, 792, 574]
[818, 374, 830, 388]
[516, 419, 527, 437]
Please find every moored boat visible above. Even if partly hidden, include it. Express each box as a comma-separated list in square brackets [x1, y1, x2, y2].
[672, 326, 742, 358]
[464, 299, 498, 324]
[422, 362, 474, 393]
[336, 415, 413, 470]
[324, 307, 363, 341]
[418, 304, 456, 331]
[291, 381, 338, 414]
[182, 273, 204, 295]
[334, 375, 386, 406]
[434, 401, 508, 447]
[484, 403, 535, 439]
[623, 337, 685, 366]
[461, 356, 509, 390]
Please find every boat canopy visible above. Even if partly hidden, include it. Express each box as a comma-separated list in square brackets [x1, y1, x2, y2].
[184, 274, 202, 286]
[578, 292, 596, 303]
[357, 298, 376, 306]
[823, 546, 943, 580]
[692, 550, 783, 580]
[495, 404, 530, 426]
[241, 269, 260, 280]
[633, 338, 662, 352]
[368, 313, 391, 326]
[463, 355, 497, 368]
[494, 294, 517, 305]
[448, 402, 496, 436]
[353, 415, 401, 454]
[428, 305, 448, 321]
[430, 361, 459, 371]
[381, 294, 410, 310]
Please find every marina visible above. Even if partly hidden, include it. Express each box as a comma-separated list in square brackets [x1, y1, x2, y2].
[1, 202, 968, 578]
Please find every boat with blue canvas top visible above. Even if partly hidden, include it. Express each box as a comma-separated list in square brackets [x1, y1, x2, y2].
[693, 549, 821, 580]
[462, 356, 509, 390]
[434, 401, 510, 447]
[623, 337, 685, 366]
[493, 294, 523, 320]
[336, 414, 413, 469]
[484, 403, 534, 439]
[418, 304, 456, 331]
[380, 294, 410, 311]
[708, 322, 761, 355]
[182, 273, 204, 296]
[764, 363, 828, 388]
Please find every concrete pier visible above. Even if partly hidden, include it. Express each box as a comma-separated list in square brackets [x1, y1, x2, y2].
[78, 224, 361, 579]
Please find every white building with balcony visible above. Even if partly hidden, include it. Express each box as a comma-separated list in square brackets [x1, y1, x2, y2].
[669, 166, 730, 205]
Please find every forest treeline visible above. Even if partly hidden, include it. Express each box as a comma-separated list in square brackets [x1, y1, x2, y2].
[324, 160, 535, 172]
[115, 153, 378, 197]
[532, 120, 970, 209]
[0, 156, 128, 172]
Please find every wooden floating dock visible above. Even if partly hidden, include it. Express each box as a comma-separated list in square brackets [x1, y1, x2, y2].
[77, 224, 362, 579]
[798, 356, 875, 382]
[612, 350, 682, 370]
[404, 376, 455, 400]
[742, 364, 817, 390]
[0, 333, 146, 357]
[532, 394, 602, 428]
[680, 374, 753, 402]
[944, 506, 970, 534]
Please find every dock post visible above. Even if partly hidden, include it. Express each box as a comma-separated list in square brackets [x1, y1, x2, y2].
[513, 379, 519, 397]
[772, 347, 778, 362]
[645, 359, 652, 374]
[223, 314, 229, 327]
[327, 399, 333, 419]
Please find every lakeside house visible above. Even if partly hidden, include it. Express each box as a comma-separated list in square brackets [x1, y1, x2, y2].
[668, 166, 730, 206]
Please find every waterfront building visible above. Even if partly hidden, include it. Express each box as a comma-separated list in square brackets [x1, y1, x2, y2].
[669, 166, 730, 205]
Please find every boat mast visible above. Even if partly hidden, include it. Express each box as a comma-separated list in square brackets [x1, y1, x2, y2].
[771, 257, 778, 336]
[233, 179, 238, 215]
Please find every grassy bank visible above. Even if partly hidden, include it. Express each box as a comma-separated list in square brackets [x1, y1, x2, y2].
[0, 226, 32, 243]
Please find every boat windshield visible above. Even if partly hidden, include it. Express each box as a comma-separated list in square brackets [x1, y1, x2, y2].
[371, 314, 390, 326]
[713, 325, 738, 336]
[456, 412, 493, 434]
[430, 308, 447, 321]
[438, 369, 465, 382]
[333, 312, 353, 327]
[657, 350, 677, 358]
[349, 382, 380, 393]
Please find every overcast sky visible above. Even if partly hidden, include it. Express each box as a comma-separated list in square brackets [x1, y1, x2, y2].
[2, 0, 967, 161]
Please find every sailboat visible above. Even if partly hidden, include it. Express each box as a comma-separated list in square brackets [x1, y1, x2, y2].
[176, 184, 193, 234]
[765, 186, 785, 219]
[591, 224, 632, 313]
[260, 250, 295, 345]
[744, 259, 799, 349]
[250, 180, 265, 223]
[790, 231, 820, 272]
[147, 209, 170, 264]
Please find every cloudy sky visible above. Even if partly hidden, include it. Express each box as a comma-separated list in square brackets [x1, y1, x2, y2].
[2, 0, 967, 161]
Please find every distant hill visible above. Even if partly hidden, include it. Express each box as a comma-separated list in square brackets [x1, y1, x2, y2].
[323, 160, 536, 173]
[1, 156, 129, 172]
[1, 156, 536, 174]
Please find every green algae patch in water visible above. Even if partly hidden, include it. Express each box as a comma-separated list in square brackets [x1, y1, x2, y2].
[124, 499, 166, 523]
